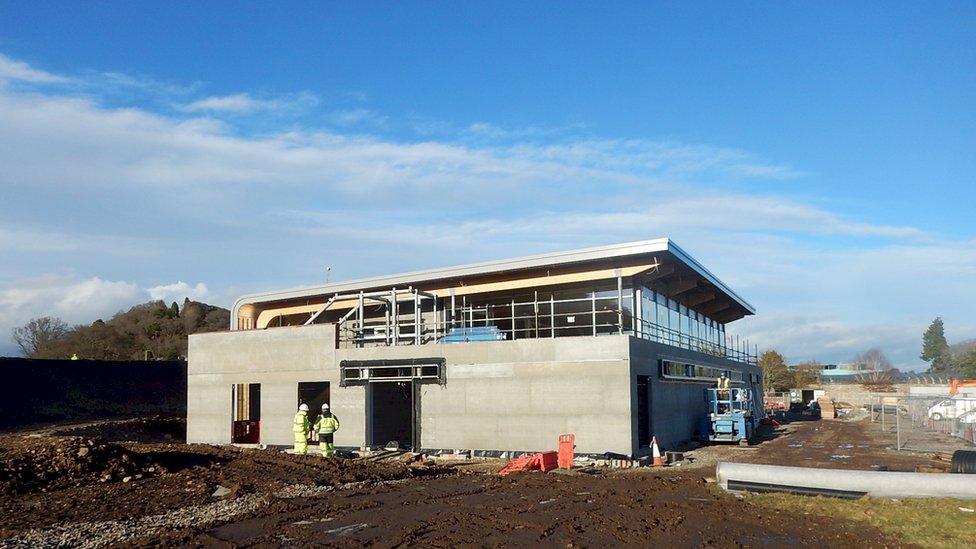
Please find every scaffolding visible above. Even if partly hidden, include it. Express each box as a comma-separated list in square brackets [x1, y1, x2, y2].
[303, 282, 757, 365]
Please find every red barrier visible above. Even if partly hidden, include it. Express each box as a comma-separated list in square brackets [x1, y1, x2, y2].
[538, 451, 558, 472]
[498, 451, 560, 476]
[558, 433, 575, 469]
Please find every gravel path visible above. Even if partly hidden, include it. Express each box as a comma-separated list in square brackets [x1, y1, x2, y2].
[1, 478, 419, 548]
[1, 494, 268, 549]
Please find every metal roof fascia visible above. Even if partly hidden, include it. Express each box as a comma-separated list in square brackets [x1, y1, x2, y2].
[231, 237, 754, 328]
[230, 239, 668, 329]
[665, 240, 756, 315]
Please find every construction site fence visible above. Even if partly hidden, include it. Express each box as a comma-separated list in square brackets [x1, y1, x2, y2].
[868, 395, 976, 455]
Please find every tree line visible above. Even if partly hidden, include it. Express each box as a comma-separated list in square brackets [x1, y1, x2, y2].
[759, 317, 976, 393]
[10, 299, 230, 361]
[920, 317, 976, 378]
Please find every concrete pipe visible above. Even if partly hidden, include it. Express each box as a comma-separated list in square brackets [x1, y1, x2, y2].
[716, 462, 976, 500]
[951, 450, 976, 474]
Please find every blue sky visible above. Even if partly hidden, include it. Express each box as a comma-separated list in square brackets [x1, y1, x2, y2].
[0, 2, 974, 367]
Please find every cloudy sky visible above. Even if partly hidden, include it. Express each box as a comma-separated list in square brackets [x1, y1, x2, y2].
[1, 3, 974, 367]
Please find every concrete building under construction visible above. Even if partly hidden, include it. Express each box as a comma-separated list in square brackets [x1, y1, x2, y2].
[187, 238, 762, 456]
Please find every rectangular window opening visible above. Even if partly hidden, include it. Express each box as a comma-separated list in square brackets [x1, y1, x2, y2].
[231, 383, 261, 443]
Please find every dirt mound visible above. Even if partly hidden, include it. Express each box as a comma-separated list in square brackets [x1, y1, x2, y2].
[0, 439, 455, 537]
[128, 444, 439, 494]
[0, 436, 158, 494]
[51, 416, 186, 443]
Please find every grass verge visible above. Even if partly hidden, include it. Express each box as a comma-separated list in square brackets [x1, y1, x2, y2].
[746, 492, 976, 548]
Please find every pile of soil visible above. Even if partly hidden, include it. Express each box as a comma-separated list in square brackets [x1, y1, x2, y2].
[149, 468, 899, 547]
[0, 436, 158, 494]
[0, 436, 451, 538]
[51, 416, 186, 444]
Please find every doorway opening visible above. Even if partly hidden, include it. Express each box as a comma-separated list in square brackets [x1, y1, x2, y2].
[298, 382, 331, 446]
[231, 383, 261, 443]
[636, 375, 651, 449]
[367, 381, 416, 450]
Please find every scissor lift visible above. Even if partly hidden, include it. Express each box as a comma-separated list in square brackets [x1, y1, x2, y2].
[700, 387, 757, 444]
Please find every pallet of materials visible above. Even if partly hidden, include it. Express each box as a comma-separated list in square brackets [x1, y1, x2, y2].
[818, 397, 836, 419]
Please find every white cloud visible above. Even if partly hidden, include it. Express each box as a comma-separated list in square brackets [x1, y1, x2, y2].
[147, 281, 209, 303]
[0, 52, 972, 368]
[328, 108, 388, 126]
[0, 275, 217, 356]
[0, 276, 142, 355]
[178, 92, 317, 113]
[0, 225, 161, 255]
[179, 93, 263, 112]
[735, 314, 924, 367]
[0, 53, 68, 84]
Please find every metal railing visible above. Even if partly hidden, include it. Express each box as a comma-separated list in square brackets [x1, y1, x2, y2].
[334, 292, 756, 365]
[633, 317, 756, 365]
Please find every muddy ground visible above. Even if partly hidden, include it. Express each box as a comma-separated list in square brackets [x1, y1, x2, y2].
[0, 416, 955, 547]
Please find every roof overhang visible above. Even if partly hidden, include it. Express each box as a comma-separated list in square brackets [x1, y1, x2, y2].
[231, 238, 755, 329]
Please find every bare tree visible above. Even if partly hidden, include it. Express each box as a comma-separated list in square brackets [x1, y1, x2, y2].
[856, 368, 897, 384]
[852, 348, 893, 372]
[11, 317, 70, 358]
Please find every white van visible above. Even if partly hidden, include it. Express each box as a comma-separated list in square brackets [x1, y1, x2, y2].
[927, 398, 976, 421]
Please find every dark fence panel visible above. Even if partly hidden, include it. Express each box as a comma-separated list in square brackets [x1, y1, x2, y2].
[0, 358, 186, 430]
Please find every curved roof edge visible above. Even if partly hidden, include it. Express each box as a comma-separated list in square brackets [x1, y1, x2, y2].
[231, 238, 755, 329]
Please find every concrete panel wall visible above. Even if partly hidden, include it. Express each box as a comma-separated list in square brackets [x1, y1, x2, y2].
[188, 325, 758, 456]
[338, 336, 632, 455]
[187, 325, 350, 446]
[629, 337, 763, 454]
[189, 327, 632, 453]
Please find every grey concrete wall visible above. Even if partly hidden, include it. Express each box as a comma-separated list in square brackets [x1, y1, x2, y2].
[338, 336, 632, 454]
[819, 382, 907, 406]
[189, 326, 631, 453]
[188, 325, 758, 456]
[187, 325, 359, 447]
[629, 337, 763, 454]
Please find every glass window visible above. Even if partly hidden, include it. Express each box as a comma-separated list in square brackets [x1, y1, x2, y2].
[668, 299, 679, 335]
[657, 294, 669, 331]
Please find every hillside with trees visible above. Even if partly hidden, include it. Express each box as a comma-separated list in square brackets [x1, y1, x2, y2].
[10, 299, 229, 360]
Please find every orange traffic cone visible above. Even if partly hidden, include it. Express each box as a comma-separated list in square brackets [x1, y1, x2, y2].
[651, 436, 664, 466]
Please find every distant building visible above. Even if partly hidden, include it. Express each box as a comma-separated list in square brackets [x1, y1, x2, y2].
[819, 363, 863, 380]
[791, 362, 888, 382]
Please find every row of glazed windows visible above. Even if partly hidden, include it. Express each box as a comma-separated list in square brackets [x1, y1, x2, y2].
[640, 286, 725, 346]
[659, 359, 744, 382]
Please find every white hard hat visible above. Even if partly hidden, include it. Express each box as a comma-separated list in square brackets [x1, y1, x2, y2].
[299, 403, 309, 412]
[321, 403, 330, 411]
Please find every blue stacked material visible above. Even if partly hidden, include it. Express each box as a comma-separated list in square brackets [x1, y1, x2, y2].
[438, 326, 507, 343]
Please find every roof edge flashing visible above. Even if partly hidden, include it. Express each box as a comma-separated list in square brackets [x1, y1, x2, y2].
[231, 237, 755, 329]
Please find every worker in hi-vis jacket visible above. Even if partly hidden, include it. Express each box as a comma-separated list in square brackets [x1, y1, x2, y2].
[293, 403, 311, 455]
[716, 371, 731, 397]
[314, 403, 340, 458]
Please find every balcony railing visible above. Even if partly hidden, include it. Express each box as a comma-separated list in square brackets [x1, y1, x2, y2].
[632, 317, 756, 365]
[334, 295, 756, 365]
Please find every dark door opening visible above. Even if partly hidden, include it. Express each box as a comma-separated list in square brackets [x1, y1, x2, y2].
[637, 376, 650, 448]
[367, 381, 416, 450]
[231, 383, 261, 443]
[298, 382, 331, 445]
